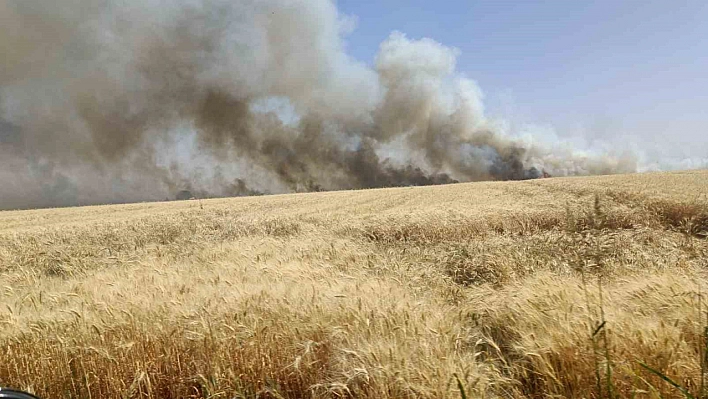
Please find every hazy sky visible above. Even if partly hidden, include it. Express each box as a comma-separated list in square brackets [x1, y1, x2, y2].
[337, 0, 708, 166]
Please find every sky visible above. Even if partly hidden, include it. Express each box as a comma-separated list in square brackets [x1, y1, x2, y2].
[336, 0, 708, 166]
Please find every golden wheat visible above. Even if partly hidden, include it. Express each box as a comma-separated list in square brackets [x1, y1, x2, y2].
[1, 170, 707, 398]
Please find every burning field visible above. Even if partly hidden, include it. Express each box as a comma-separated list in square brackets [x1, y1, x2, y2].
[1, 0, 707, 397]
[0, 170, 707, 398]
[0, 0, 639, 211]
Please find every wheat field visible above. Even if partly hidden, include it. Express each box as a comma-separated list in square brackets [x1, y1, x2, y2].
[0, 170, 707, 398]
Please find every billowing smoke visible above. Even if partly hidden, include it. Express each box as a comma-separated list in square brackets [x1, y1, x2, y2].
[0, 0, 637, 210]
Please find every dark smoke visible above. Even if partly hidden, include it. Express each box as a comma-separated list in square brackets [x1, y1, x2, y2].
[0, 0, 637, 210]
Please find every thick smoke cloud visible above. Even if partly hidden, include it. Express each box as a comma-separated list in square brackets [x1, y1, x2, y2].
[0, 0, 637, 210]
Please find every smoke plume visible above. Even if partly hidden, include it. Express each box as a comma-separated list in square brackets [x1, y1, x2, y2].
[0, 0, 638, 210]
